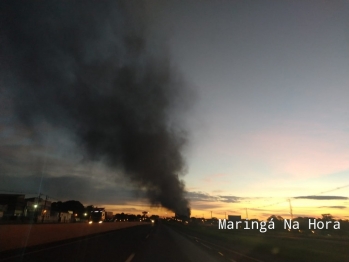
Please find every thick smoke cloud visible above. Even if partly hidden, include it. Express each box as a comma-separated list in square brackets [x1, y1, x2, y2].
[0, 1, 190, 215]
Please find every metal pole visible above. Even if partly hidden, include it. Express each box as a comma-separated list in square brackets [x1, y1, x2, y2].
[42, 195, 48, 223]
[288, 199, 293, 220]
[35, 193, 42, 223]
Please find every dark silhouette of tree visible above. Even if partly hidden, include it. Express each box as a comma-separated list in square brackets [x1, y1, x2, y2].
[85, 205, 94, 213]
[267, 215, 283, 221]
[267, 215, 284, 230]
[51, 200, 85, 216]
[321, 214, 333, 220]
[51, 201, 63, 213]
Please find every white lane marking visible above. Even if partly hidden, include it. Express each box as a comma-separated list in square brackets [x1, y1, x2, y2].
[183, 234, 264, 262]
[200, 243, 212, 250]
[146, 234, 149, 239]
[125, 253, 135, 262]
[218, 252, 224, 256]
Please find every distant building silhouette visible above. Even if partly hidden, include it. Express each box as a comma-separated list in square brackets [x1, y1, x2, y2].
[0, 194, 25, 219]
[25, 197, 52, 222]
[228, 215, 241, 221]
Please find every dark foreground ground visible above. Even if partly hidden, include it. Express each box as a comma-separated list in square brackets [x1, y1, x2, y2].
[0, 222, 221, 262]
[0, 222, 145, 252]
[168, 222, 349, 262]
[1, 221, 348, 262]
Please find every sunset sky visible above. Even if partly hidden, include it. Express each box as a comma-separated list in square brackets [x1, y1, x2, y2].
[1, 1, 348, 220]
[164, 0, 349, 219]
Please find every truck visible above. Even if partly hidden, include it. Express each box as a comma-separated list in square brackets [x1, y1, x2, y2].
[89, 207, 108, 223]
[105, 211, 114, 221]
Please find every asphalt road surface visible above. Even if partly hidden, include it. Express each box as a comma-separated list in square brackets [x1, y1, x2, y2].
[0, 223, 226, 262]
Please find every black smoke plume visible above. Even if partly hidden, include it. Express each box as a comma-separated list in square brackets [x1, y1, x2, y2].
[0, 1, 190, 215]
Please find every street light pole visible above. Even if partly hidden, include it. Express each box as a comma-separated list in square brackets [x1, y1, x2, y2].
[288, 199, 293, 220]
[41, 195, 48, 223]
[33, 204, 38, 223]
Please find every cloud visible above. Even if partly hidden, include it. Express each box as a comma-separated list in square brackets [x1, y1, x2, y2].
[186, 191, 242, 203]
[319, 206, 347, 209]
[0, 0, 192, 216]
[219, 195, 241, 203]
[186, 192, 217, 202]
[0, 173, 141, 206]
[294, 195, 348, 200]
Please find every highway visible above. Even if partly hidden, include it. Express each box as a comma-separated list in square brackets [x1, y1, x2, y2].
[168, 224, 349, 262]
[0, 223, 225, 262]
[6, 221, 345, 262]
[0, 221, 348, 262]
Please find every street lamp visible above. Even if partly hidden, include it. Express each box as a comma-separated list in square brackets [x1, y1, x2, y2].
[33, 204, 38, 223]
